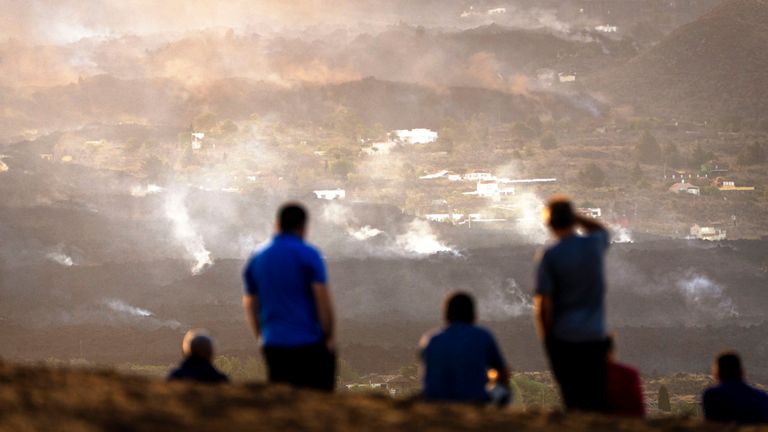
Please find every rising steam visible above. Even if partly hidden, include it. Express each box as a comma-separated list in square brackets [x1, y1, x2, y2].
[676, 272, 739, 320]
[395, 220, 457, 256]
[106, 299, 153, 317]
[164, 190, 213, 274]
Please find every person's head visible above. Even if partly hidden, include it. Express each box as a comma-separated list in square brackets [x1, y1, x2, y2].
[444, 291, 476, 324]
[545, 195, 576, 239]
[277, 202, 308, 237]
[714, 351, 744, 382]
[182, 329, 214, 361]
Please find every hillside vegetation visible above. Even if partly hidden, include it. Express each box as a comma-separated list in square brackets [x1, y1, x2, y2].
[0, 362, 740, 431]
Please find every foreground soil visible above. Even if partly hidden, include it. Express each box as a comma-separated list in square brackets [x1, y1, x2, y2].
[0, 362, 762, 431]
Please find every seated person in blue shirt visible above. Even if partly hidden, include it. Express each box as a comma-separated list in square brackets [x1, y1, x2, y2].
[243, 203, 336, 391]
[420, 292, 510, 403]
[702, 351, 768, 424]
[168, 329, 228, 383]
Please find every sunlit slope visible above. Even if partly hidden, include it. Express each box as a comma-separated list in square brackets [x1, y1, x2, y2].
[597, 0, 768, 121]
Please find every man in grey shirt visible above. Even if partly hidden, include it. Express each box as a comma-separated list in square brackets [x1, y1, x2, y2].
[534, 195, 610, 411]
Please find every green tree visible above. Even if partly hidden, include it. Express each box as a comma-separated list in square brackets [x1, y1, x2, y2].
[689, 143, 713, 168]
[540, 131, 558, 150]
[736, 142, 766, 166]
[636, 130, 661, 164]
[577, 163, 607, 187]
[331, 159, 354, 180]
[141, 155, 169, 182]
[658, 385, 672, 412]
[663, 142, 683, 167]
[512, 122, 537, 140]
[193, 112, 218, 131]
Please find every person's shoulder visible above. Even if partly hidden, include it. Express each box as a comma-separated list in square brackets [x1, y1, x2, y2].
[300, 241, 325, 261]
[703, 384, 724, 400]
[420, 327, 445, 350]
[467, 325, 499, 345]
[167, 367, 184, 380]
[247, 238, 275, 261]
[589, 228, 610, 245]
[746, 383, 768, 399]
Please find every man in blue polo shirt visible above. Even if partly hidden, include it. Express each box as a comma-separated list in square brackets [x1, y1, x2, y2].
[534, 195, 610, 412]
[243, 203, 336, 391]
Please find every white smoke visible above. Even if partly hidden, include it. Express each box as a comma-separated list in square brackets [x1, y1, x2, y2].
[676, 272, 739, 320]
[480, 278, 533, 319]
[322, 202, 385, 242]
[612, 226, 634, 243]
[509, 192, 548, 244]
[47, 251, 74, 267]
[130, 183, 163, 197]
[237, 233, 269, 259]
[395, 219, 457, 256]
[349, 225, 383, 241]
[106, 299, 153, 317]
[322, 202, 457, 257]
[164, 190, 213, 274]
[104, 299, 182, 329]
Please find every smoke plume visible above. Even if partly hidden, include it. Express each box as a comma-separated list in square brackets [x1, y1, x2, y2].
[164, 189, 213, 274]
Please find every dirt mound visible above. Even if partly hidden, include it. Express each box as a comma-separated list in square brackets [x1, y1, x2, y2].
[0, 362, 737, 431]
[597, 0, 768, 121]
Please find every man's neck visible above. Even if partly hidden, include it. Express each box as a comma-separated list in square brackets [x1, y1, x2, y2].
[555, 228, 576, 240]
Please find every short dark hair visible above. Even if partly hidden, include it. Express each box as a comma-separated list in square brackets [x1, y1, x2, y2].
[547, 196, 576, 230]
[445, 292, 475, 323]
[716, 351, 743, 381]
[278, 203, 308, 233]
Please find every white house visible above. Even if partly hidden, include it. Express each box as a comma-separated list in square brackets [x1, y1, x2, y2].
[463, 172, 494, 181]
[313, 189, 346, 200]
[465, 180, 515, 201]
[424, 213, 464, 223]
[578, 208, 602, 218]
[191, 132, 205, 150]
[690, 224, 726, 241]
[669, 182, 701, 196]
[392, 129, 438, 145]
[558, 72, 576, 83]
[476, 180, 500, 198]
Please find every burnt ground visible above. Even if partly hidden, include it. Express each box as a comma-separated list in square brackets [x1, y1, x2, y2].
[1, 240, 767, 384]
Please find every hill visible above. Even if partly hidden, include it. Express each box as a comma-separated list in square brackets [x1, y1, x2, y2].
[0, 361, 736, 431]
[0, 75, 600, 139]
[596, 0, 768, 122]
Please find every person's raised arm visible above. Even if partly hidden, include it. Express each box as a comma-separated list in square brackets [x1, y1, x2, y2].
[243, 294, 260, 340]
[575, 213, 606, 234]
[533, 294, 553, 341]
[312, 282, 336, 352]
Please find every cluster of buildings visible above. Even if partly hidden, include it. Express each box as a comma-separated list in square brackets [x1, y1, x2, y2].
[344, 374, 418, 397]
[419, 169, 557, 202]
[667, 164, 755, 196]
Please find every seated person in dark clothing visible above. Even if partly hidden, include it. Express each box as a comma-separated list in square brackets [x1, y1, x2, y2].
[168, 329, 228, 383]
[420, 292, 510, 403]
[702, 351, 768, 424]
[605, 336, 645, 417]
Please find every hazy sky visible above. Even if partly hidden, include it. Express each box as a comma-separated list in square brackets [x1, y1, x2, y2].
[0, 0, 369, 43]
